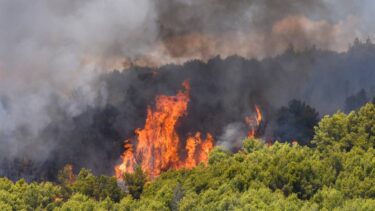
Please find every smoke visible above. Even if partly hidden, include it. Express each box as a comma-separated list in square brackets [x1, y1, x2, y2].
[217, 123, 248, 151]
[0, 0, 157, 162]
[138, 0, 372, 65]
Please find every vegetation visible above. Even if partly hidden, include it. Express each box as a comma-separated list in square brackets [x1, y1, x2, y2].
[0, 103, 374, 210]
[272, 99, 320, 145]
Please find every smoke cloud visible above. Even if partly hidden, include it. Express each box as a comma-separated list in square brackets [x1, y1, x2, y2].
[139, 0, 372, 65]
[0, 0, 157, 163]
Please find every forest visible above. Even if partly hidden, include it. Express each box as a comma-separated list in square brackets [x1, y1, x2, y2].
[1, 1, 375, 210]
[2, 39, 375, 182]
[0, 103, 374, 210]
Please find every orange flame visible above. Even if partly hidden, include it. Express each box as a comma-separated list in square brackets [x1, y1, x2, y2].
[115, 81, 214, 179]
[115, 141, 135, 178]
[183, 132, 214, 169]
[245, 105, 263, 138]
[198, 133, 214, 164]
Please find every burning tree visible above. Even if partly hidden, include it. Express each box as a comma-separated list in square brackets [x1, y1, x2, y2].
[116, 81, 214, 179]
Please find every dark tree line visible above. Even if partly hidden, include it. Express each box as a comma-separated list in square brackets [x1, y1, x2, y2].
[1, 39, 375, 181]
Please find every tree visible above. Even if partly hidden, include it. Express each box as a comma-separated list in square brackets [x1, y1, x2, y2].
[71, 169, 96, 198]
[272, 100, 319, 145]
[208, 147, 231, 165]
[345, 89, 370, 112]
[313, 103, 375, 152]
[0, 104, 374, 210]
[57, 164, 76, 186]
[312, 187, 344, 210]
[72, 169, 123, 202]
[242, 138, 264, 153]
[57, 164, 75, 199]
[56, 193, 96, 211]
[124, 166, 146, 199]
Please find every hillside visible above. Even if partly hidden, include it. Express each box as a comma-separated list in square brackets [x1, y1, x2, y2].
[2, 40, 375, 182]
[0, 103, 374, 210]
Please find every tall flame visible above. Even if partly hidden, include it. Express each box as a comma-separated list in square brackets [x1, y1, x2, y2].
[115, 141, 135, 178]
[183, 132, 214, 169]
[245, 105, 263, 138]
[115, 81, 214, 179]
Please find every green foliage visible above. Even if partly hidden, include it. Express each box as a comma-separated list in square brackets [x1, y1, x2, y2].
[124, 166, 146, 200]
[117, 195, 135, 210]
[338, 198, 375, 211]
[313, 103, 375, 152]
[335, 147, 375, 198]
[57, 164, 75, 189]
[0, 201, 12, 211]
[242, 138, 265, 153]
[0, 178, 63, 210]
[56, 193, 97, 211]
[0, 103, 374, 210]
[72, 169, 123, 202]
[208, 147, 231, 165]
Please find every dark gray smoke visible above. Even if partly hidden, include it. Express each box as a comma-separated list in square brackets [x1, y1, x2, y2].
[151, 0, 373, 62]
[156, 0, 326, 35]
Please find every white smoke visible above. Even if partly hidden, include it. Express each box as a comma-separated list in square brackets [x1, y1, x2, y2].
[0, 0, 157, 160]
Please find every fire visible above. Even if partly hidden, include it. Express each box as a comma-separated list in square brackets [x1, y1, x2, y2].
[115, 81, 214, 179]
[184, 132, 214, 169]
[115, 141, 135, 178]
[245, 105, 263, 138]
[198, 133, 214, 164]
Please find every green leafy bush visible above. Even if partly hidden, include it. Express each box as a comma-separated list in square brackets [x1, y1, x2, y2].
[0, 103, 374, 210]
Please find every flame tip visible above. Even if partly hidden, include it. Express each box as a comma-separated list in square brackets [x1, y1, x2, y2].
[115, 80, 214, 179]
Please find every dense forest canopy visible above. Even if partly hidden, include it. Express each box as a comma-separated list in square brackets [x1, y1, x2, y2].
[1, 40, 375, 182]
[0, 103, 374, 210]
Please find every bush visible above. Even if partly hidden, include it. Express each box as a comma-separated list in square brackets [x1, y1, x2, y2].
[0, 103, 374, 210]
